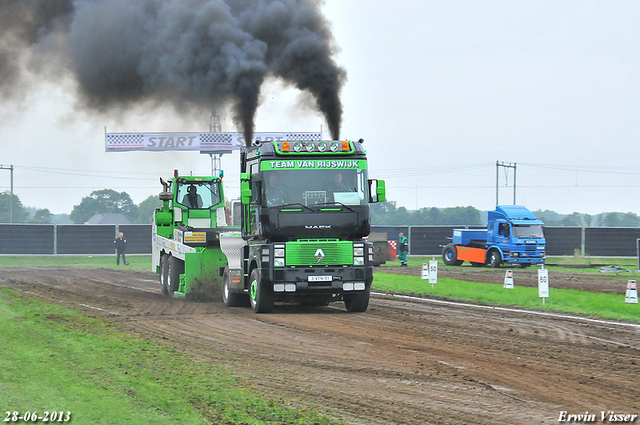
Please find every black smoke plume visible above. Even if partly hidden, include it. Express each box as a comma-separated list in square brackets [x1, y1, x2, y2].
[0, 0, 346, 145]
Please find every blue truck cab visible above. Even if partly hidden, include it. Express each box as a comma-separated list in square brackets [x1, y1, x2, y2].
[444, 205, 546, 268]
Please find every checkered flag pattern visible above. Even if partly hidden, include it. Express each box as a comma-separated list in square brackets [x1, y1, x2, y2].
[106, 134, 144, 150]
[200, 133, 233, 144]
[285, 133, 322, 141]
[387, 240, 397, 257]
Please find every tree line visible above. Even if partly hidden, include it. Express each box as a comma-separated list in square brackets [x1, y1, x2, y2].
[370, 201, 640, 227]
[0, 190, 161, 224]
[2, 191, 640, 227]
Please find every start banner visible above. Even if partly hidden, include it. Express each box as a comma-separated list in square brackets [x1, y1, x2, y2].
[105, 132, 322, 152]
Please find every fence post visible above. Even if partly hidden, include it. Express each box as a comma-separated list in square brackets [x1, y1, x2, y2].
[581, 226, 586, 257]
[53, 224, 58, 256]
[115, 224, 119, 255]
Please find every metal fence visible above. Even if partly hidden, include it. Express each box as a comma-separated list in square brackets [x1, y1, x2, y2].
[0, 224, 151, 255]
[370, 225, 640, 257]
[0, 223, 638, 257]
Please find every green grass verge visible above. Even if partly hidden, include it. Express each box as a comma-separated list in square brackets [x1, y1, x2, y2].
[372, 272, 640, 323]
[0, 288, 340, 425]
[385, 256, 640, 276]
[0, 255, 152, 270]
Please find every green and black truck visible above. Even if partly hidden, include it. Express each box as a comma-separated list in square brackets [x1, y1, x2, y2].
[152, 138, 385, 313]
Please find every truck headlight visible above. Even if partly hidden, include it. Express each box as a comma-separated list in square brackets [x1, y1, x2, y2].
[353, 243, 364, 265]
[274, 244, 285, 267]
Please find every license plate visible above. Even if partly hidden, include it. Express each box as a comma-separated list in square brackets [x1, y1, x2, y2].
[308, 275, 332, 282]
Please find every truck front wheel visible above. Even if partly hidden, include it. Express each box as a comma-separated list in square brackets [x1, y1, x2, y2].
[442, 244, 463, 266]
[489, 251, 502, 268]
[249, 268, 274, 313]
[344, 287, 370, 312]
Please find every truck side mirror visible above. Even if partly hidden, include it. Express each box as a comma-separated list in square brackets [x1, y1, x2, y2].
[368, 179, 386, 203]
[240, 173, 252, 205]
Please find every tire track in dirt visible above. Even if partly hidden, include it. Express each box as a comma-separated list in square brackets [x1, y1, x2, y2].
[2, 267, 639, 425]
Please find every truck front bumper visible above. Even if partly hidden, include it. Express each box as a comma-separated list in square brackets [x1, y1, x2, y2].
[268, 265, 373, 294]
[505, 253, 546, 264]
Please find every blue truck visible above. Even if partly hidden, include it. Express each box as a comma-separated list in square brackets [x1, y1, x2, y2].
[442, 205, 546, 268]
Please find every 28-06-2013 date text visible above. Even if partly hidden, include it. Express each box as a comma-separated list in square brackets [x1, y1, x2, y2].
[4, 411, 71, 422]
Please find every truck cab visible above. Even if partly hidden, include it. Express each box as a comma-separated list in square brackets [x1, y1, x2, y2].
[443, 205, 546, 268]
[223, 139, 386, 312]
[152, 173, 230, 300]
[485, 205, 546, 267]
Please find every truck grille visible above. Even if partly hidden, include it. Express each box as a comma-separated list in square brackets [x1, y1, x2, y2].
[286, 240, 353, 266]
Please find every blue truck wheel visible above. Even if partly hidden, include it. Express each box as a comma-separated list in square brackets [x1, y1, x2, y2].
[489, 250, 502, 268]
[442, 244, 463, 266]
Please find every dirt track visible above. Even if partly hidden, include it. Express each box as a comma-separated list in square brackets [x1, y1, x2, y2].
[2, 266, 639, 424]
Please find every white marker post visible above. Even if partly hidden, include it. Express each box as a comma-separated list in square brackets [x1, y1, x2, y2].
[625, 280, 638, 304]
[503, 270, 514, 289]
[538, 267, 549, 305]
[421, 263, 429, 280]
[429, 259, 438, 288]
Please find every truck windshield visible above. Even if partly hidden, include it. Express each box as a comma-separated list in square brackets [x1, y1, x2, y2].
[513, 225, 544, 238]
[176, 180, 221, 209]
[262, 168, 368, 207]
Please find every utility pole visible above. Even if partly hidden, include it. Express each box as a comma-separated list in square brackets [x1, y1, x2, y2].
[496, 161, 516, 206]
[0, 164, 14, 223]
[206, 108, 228, 176]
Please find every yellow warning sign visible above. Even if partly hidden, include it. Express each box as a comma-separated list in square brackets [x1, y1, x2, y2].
[184, 232, 206, 244]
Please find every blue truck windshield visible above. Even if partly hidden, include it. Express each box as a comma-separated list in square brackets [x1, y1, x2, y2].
[262, 168, 368, 207]
[513, 225, 544, 238]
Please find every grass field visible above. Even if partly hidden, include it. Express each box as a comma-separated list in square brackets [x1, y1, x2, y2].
[372, 273, 639, 323]
[0, 255, 153, 270]
[0, 288, 341, 425]
[386, 255, 639, 272]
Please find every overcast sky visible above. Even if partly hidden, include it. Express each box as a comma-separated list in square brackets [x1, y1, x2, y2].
[1, 1, 640, 216]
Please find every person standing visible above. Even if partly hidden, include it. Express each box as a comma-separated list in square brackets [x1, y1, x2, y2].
[114, 232, 129, 265]
[398, 232, 408, 267]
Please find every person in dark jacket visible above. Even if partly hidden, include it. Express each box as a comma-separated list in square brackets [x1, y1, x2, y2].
[114, 232, 129, 265]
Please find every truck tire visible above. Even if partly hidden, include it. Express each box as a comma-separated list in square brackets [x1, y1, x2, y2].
[489, 250, 502, 268]
[160, 254, 169, 295]
[249, 268, 274, 313]
[442, 244, 463, 266]
[166, 255, 182, 296]
[344, 286, 370, 312]
[222, 266, 247, 307]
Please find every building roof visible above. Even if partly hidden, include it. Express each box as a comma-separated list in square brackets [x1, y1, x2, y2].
[84, 213, 133, 225]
